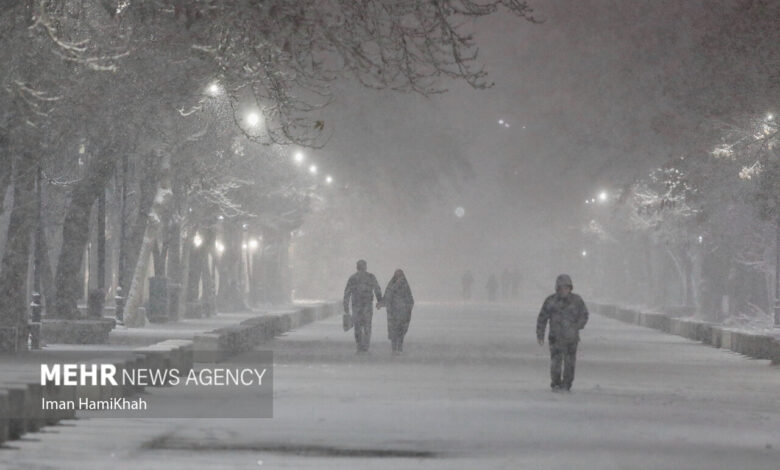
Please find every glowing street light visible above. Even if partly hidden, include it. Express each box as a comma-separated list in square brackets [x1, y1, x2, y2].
[193, 233, 203, 248]
[309, 164, 318, 175]
[454, 206, 466, 218]
[246, 111, 261, 128]
[215, 240, 226, 254]
[767, 112, 774, 121]
[325, 175, 333, 185]
[597, 190, 609, 203]
[206, 82, 222, 97]
[581, 250, 588, 257]
[248, 238, 259, 251]
[293, 151, 305, 165]
[241, 243, 248, 250]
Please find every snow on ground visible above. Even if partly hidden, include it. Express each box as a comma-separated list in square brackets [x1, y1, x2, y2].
[1, 302, 779, 469]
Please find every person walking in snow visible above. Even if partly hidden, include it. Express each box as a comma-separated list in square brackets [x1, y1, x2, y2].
[343, 259, 383, 353]
[379, 269, 414, 354]
[536, 274, 589, 391]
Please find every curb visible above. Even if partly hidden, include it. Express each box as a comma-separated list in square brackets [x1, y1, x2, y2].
[591, 302, 780, 365]
[0, 301, 338, 446]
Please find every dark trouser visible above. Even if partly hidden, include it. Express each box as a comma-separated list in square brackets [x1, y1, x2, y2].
[387, 313, 410, 352]
[353, 306, 373, 351]
[549, 339, 578, 389]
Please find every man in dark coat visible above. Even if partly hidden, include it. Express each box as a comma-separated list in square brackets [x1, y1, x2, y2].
[536, 274, 589, 391]
[343, 260, 383, 353]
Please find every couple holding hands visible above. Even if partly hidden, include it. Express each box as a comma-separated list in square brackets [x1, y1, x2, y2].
[343, 260, 414, 354]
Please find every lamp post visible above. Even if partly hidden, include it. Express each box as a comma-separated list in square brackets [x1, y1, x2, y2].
[775, 216, 779, 327]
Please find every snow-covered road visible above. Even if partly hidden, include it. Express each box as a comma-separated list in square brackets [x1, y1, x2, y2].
[2, 302, 779, 469]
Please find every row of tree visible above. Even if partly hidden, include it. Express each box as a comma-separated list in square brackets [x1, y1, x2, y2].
[0, 0, 534, 351]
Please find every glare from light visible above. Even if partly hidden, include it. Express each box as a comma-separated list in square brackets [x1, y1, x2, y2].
[309, 164, 318, 175]
[215, 240, 226, 254]
[598, 191, 608, 203]
[242, 223, 249, 230]
[498, 119, 504, 125]
[241, 243, 248, 250]
[246, 111, 261, 127]
[248, 238, 259, 250]
[767, 112, 774, 121]
[206, 82, 222, 96]
[454, 206, 465, 218]
[581, 250, 587, 257]
[217, 215, 224, 221]
[698, 235, 703, 244]
[193, 233, 203, 248]
[293, 151, 305, 165]
[504, 123, 511, 128]
[325, 175, 333, 185]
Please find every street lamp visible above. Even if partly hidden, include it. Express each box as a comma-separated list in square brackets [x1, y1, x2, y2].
[293, 151, 305, 165]
[206, 82, 222, 97]
[215, 240, 226, 254]
[246, 111, 261, 128]
[598, 191, 609, 203]
[248, 238, 259, 251]
[309, 164, 318, 175]
[581, 250, 587, 257]
[325, 175, 333, 185]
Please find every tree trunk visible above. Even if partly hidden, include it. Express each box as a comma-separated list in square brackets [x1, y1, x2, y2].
[52, 154, 117, 319]
[199, 229, 216, 316]
[177, 230, 192, 320]
[119, 153, 160, 296]
[0, 154, 36, 351]
[216, 224, 246, 312]
[123, 154, 173, 328]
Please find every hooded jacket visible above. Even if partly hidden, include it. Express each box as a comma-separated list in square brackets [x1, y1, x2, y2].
[536, 274, 589, 343]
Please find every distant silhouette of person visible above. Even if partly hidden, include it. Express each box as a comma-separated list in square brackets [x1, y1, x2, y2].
[486, 274, 498, 302]
[343, 260, 383, 353]
[379, 269, 414, 354]
[501, 268, 512, 301]
[511, 269, 521, 300]
[462, 270, 474, 300]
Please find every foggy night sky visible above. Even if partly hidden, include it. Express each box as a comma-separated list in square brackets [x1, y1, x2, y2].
[296, 1, 719, 299]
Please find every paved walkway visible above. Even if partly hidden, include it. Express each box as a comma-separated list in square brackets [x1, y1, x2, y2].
[1, 302, 779, 469]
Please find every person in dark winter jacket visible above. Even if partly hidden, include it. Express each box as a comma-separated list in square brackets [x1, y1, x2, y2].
[536, 274, 589, 391]
[462, 270, 474, 301]
[486, 274, 499, 302]
[343, 260, 383, 353]
[380, 269, 414, 354]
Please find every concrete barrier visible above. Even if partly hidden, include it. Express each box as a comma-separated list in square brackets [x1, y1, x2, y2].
[595, 302, 780, 365]
[0, 385, 27, 439]
[0, 390, 8, 445]
[0, 301, 339, 443]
